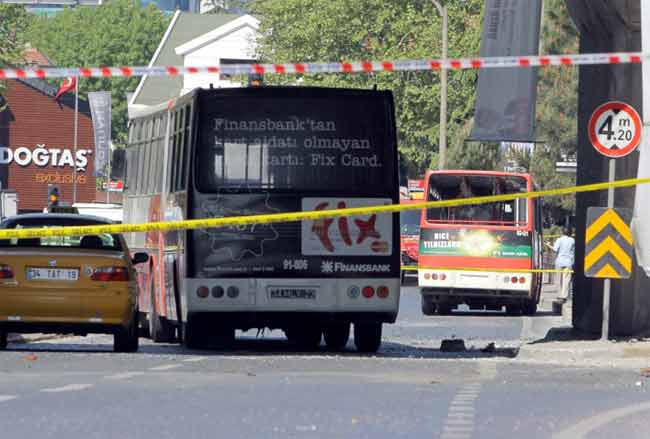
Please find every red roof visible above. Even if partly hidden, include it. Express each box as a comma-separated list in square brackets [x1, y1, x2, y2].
[22, 47, 52, 67]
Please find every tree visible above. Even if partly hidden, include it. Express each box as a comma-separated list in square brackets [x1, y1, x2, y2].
[252, 0, 483, 177]
[532, 0, 579, 213]
[25, 0, 170, 145]
[0, 5, 31, 97]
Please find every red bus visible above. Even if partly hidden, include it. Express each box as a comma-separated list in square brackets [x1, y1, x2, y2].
[418, 170, 543, 315]
[399, 180, 423, 283]
[125, 86, 401, 352]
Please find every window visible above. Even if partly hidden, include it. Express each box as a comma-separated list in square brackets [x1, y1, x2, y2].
[426, 175, 529, 225]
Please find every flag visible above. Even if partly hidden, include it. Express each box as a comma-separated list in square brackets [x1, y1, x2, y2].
[54, 76, 77, 100]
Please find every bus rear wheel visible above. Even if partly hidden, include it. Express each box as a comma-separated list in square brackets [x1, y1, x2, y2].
[354, 322, 382, 353]
[285, 326, 322, 351]
[421, 297, 437, 316]
[323, 323, 350, 351]
[0, 331, 7, 350]
[182, 319, 208, 350]
[522, 300, 537, 316]
[506, 305, 522, 316]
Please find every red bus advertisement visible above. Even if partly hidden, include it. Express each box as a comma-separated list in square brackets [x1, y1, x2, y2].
[418, 170, 543, 316]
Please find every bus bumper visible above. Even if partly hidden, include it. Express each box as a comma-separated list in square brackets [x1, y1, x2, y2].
[181, 277, 400, 323]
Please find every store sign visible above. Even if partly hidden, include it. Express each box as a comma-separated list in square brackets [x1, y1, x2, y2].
[0, 145, 92, 171]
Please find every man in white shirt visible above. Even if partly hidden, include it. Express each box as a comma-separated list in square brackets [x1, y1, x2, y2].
[552, 228, 575, 301]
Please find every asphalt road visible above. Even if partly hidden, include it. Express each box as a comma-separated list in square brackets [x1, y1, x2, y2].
[1, 286, 649, 439]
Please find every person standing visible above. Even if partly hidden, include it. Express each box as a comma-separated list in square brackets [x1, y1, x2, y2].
[552, 227, 575, 302]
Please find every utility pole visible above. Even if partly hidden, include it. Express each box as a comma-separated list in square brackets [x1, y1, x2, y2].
[431, 0, 448, 169]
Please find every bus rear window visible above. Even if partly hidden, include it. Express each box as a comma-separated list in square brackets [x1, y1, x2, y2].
[426, 174, 528, 226]
[195, 95, 396, 194]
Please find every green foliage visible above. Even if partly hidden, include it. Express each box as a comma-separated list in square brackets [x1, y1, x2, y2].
[25, 0, 170, 145]
[0, 5, 32, 95]
[532, 0, 579, 211]
[252, 0, 483, 178]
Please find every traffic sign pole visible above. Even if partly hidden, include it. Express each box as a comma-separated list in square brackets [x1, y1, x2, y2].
[601, 159, 615, 340]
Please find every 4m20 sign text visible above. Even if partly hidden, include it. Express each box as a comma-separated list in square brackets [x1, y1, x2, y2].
[588, 101, 642, 158]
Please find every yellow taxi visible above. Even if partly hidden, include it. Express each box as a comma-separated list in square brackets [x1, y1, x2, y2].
[0, 213, 148, 352]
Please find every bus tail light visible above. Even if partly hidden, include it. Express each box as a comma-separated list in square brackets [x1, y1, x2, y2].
[227, 286, 239, 298]
[504, 276, 510, 283]
[91, 267, 129, 281]
[440, 273, 447, 281]
[0, 264, 14, 279]
[431, 273, 438, 280]
[519, 276, 526, 284]
[377, 286, 389, 299]
[511, 276, 519, 284]
[362, 286, 375, 298]
[196, 286, 209, 298]
[424, 273, 431, 280]
[348, 286, 360, 299]
[212, 286, 224, 298]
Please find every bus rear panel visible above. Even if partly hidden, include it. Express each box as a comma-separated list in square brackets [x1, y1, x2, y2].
[183, 87, 400, 350]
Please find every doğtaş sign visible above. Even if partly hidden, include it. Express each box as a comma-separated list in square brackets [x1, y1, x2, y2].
[0, 145, 92, 171]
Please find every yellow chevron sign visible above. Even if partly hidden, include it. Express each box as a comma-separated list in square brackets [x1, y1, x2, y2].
[585, 207, 634, 279]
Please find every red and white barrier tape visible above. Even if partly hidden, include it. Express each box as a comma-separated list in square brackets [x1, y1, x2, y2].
[0, 52, 644, 80]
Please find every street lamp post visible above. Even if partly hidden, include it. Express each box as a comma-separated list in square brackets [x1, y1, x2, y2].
[431, 0, 448, 169]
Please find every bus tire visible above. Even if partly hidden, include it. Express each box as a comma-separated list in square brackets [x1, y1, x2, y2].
[421, 297, 437, 316]
[286, 325, 322, 351]
[522, 300, 537, 316]
[354, 322, 382, 353]
[0, 331, 7, 350]
[213, 326, 236, 350]
[182, 319, 208, 350]
[506, 305, 521, 316]
[149, 276, 174, 343]
[323, 323, 350, 351]
[437, 303, 453, 315]
[114, 309, 140, 353]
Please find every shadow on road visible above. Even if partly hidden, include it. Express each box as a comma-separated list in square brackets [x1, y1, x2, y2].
[6, 336, 518, 360]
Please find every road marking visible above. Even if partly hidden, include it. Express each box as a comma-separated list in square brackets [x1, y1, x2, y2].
[40, 384, 93, 393]
[440, 363, 497, 439]
[0, 395, 18, 403]
[552, 401, 650, 439]
[149, 364, 182, 371]
[104, 372, 145, 380]
[183, 356, 208, 363]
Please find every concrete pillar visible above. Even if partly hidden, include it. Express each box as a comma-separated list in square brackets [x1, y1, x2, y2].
[566, 0, 650, 335]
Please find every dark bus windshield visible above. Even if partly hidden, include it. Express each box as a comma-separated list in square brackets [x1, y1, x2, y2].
[426, 174, 528, 225]
[400, 209, 421, 235]
[195, 91, 396, 194]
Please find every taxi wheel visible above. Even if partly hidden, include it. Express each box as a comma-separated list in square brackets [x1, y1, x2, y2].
[149, 280, 174, 343]
[323, 323, 350, 351]
[354, 322, 382, 353]
[114, 311, 140, 353]
[0, 332, 7, 350]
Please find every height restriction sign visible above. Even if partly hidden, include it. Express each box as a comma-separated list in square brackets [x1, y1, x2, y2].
[588, 101, 642, 158]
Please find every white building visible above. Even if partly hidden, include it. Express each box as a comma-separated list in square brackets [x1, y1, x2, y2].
[128, 11, 259, 115]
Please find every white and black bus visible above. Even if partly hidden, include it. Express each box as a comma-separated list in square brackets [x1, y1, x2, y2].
[125, 86, 400, 352]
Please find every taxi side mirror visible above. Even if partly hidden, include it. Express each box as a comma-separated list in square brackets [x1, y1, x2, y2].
[132, 252, 149, 265]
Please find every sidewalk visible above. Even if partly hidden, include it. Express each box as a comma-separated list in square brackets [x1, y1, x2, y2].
[518, 279, 650, 369]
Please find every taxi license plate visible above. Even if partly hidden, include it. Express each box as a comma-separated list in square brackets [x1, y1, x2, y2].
[26, 267, 79, 281]
[269, 287, 317, 300]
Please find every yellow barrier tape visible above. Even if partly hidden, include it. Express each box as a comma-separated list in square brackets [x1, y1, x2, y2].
[401, 265, 574, 274]
[0, 177, 647, 239]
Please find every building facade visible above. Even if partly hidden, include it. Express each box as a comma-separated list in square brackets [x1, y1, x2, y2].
[0, 79, 96, 212]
